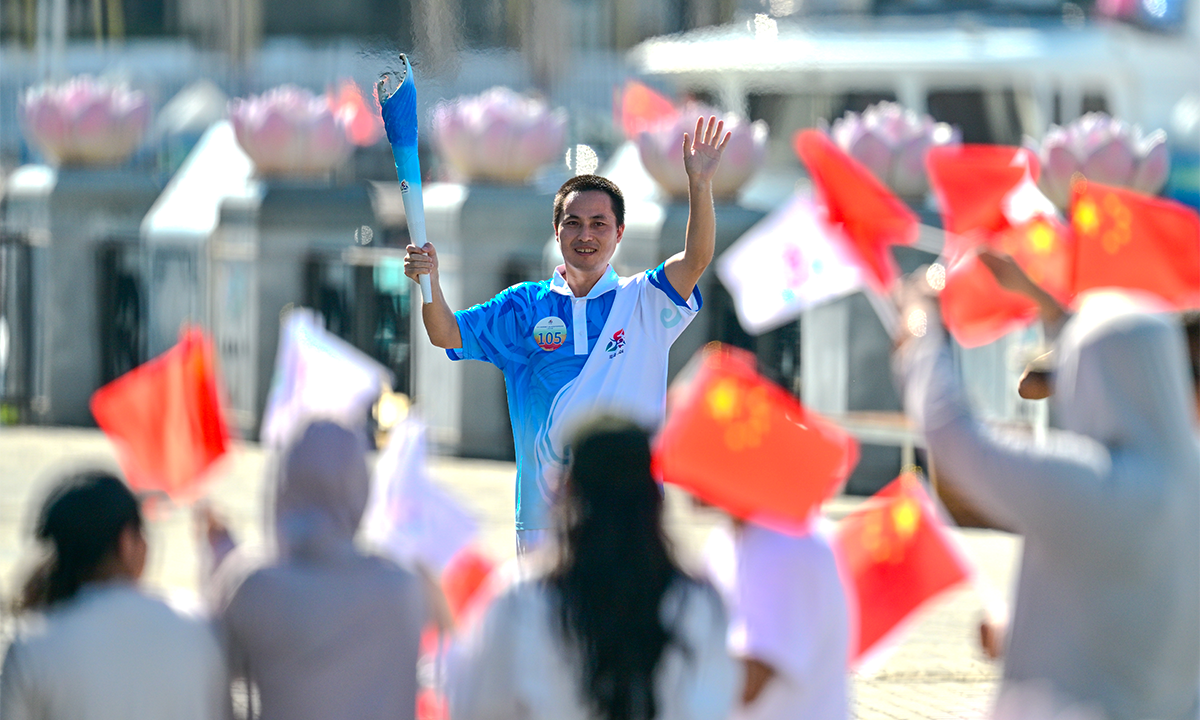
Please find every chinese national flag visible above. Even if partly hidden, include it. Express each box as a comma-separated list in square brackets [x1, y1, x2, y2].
[654, 344, 858, 527]
[925, 145, 1039, 236]
[90, 328, 231, 500]
[441, 546, 497, 624]
[1071, 180, 1200, 309]
[793, 130, 919, 292]
[834, 475, 973, 666]
[927, 144, 1074, 347]
[940, 216, 1075, 348]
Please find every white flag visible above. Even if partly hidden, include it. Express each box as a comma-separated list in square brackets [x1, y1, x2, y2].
[260, 308, 393, 447]
[363, 415, 478, 573]
[717, 194, 864, 335]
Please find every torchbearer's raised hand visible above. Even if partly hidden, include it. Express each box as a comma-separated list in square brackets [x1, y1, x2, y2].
[682, 116, 732, 186]
[665, 116, 729, 300]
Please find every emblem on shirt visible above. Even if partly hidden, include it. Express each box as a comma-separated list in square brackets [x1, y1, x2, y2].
[605, 329, 626, 358]
[533, 316, 567, 351]
[660, 307, 682, 328]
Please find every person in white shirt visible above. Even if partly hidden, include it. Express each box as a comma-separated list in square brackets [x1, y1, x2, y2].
[0, 470, 226, 720]
[405, 117, 731, 554]
[705, 517, 850, 720]
[896, 271, 1199, 720]
[446, 415, 739, 720]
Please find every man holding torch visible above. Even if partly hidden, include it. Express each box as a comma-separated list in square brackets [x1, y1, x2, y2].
[405, 116, 730, 553]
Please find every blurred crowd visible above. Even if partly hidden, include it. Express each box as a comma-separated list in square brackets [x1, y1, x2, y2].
[0, 258, 1196, 720]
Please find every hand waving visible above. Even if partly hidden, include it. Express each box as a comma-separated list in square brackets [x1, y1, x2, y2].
[976, 249, 1037, 297]
[682, 115, 732, 185]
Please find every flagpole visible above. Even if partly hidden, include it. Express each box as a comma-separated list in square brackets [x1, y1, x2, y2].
[863, 288, 901, 339]
[926, 451, 938, 499]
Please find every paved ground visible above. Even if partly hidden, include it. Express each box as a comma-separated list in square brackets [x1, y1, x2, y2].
[0, 427, 1020, 719]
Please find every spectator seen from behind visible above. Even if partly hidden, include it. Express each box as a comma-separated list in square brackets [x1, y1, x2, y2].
[211, 420, 427, 720]
[0, 471, 226, 720]
[896, 279, 1200, 720]
[447, 415, 739, 720]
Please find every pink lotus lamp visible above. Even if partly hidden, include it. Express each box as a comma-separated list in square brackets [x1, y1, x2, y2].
[431, 87, 567, 184]
[20, 76, 151, 167]
[229, 85, 353, 177]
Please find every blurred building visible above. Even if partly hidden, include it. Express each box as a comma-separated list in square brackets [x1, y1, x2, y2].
[0, 0, 1196, 493]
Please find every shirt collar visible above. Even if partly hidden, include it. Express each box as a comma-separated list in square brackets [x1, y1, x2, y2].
[549, 265, 619, 299]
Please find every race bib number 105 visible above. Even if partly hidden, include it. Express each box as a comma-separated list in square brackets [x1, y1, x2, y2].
[533, 316, 567, 352]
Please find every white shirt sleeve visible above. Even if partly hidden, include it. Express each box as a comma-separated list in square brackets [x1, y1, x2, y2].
[896, 319, 1117, 542]
[663, 582, 742, 720]
[445, 589, 525, 720]
[638, 267, 702, 349]
[735, 526, 848, 690]
[0, 642, 38, 720]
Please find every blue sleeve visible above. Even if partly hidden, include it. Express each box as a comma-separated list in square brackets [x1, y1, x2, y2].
[445, 285, 530, 370]
[647, 262, 704, 311]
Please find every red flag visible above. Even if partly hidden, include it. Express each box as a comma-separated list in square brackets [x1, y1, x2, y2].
[90, 328, 231, 501]
[617, 81, 678, 140]
[654, 344, 858, 528]
[834, 474, 973, 666]
[330, 79, 384, 147]
[926, 144, 1075, 346]
[417, 691, 447, 720]
[793, 130, 919, 292]
[441, 546, 497, 623]
[1071, 180, 1200, 308]
[940, 216, 1075, 347]
[414, 546, 498, 720]
[926, 145, 1039, 237]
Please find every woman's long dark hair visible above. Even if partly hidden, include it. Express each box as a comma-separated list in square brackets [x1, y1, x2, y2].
[548, 416, 687, 720]
[19, 470, 142, 611]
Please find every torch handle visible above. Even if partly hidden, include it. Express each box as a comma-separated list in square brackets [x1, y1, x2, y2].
[399, 181, 433, 305]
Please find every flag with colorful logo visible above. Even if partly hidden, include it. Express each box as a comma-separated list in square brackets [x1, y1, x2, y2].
[363, 414, 478, 573]
[90, 327, 231, 501]
[1071, 179, 1200, 309]
[655, 344, 859, 529]
[717, 193, 865, 335]
[833, 474, 974, 667]
[260, 308, 393, 447]
[793, 129, 919, 293]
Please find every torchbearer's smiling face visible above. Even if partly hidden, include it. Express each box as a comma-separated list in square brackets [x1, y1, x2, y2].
[555, 190, 624, 279]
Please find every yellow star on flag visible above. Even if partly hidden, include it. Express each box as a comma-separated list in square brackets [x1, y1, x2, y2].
[706, 379, 739, 422]
[1101, 193, 1133, 255]
[892, 496, 920, 543]
[1074, 197, 1100, 236]
[723, 386, 771, 451]
[1028, 221, 1056, 255]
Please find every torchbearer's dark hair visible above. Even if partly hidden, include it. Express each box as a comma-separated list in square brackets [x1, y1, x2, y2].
[554, 175, 626, 228]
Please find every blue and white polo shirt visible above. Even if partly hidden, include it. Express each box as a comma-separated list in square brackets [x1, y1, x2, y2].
[448, 262, 702, 531]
